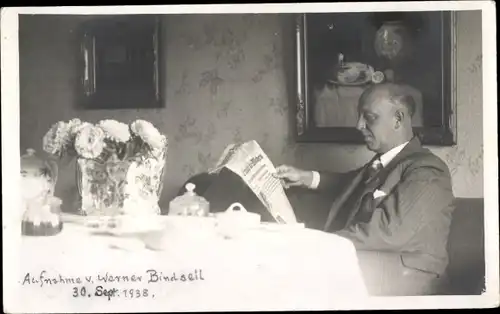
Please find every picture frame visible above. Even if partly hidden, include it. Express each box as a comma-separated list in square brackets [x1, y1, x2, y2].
[78, 15, 163, 109]
[294, 11, 457, 145]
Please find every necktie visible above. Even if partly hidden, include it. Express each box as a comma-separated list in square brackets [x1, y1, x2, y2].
[355, 157, 384, 224]
[364, 156, 383, 183]
[324, 155, 384, 231]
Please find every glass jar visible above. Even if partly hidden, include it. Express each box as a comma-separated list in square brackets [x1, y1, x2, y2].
[21, 196, 63, 236]
[168, 183, 210, 217]
[20, 148, 62, 236]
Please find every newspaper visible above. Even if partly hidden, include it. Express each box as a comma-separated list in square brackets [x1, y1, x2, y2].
[209, 140, 297, 224]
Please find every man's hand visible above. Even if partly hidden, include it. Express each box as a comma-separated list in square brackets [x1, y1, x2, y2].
[275, 165, 314, 189]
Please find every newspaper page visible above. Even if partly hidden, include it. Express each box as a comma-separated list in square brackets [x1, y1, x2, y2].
[209, 141, 297, 224]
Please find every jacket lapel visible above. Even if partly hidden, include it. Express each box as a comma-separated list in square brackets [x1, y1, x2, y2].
[371, 136, 425, 206]
[324, 136, 424, 232]
[363, 136, 423, 190]
[323, 164, 369, 232]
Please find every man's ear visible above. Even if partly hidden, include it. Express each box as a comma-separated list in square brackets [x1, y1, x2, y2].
[394, 110, 405, 129]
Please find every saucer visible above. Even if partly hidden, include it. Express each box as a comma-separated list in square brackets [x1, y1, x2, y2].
[328, 62, 375, 86]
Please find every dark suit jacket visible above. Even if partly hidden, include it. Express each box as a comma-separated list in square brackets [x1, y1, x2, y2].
[320, 136, 455, 276]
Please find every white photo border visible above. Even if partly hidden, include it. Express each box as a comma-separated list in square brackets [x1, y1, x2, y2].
[2, 2, 498, 311]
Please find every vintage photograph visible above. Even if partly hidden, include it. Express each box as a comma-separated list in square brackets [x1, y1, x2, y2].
[1, 2, 498, 312]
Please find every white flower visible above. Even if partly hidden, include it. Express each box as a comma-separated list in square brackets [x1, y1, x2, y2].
[130, 120, 165, 150]
[67, 119, 90, 136]
[98, 119, 131, 143]
[42, 121, 71, 155]
[153, 135, 168, 157]
[74, 125, 105, 159]
[68, 118, 82, 130]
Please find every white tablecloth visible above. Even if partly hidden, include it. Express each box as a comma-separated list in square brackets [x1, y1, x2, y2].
[10, 220, 368, 312]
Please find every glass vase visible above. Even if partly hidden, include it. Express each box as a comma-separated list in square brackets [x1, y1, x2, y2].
[76, 153, 166, 217]
[76, 159, 129, 216]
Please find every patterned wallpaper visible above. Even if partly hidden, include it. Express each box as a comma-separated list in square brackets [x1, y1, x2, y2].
[19, 11, 483, 213]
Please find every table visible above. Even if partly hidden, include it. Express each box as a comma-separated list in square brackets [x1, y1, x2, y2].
[9, 219, 368, 312]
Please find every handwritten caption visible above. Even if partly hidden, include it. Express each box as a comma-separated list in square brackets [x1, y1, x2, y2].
[20, 269, 205, 301]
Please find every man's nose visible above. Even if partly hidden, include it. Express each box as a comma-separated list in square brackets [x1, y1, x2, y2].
[356, 117, 366, 130]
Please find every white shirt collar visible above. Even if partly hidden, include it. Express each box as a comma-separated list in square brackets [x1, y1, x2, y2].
[378, 141, 410, 167]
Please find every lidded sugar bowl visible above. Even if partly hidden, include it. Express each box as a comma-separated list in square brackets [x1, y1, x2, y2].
[20, 148, 63, 236]
[168, 183, 210, 217]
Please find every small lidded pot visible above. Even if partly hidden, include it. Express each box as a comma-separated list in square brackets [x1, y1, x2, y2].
[20, 148, 63, 236]
[168, 183, 210, 217]
[215, 202, 261, 239]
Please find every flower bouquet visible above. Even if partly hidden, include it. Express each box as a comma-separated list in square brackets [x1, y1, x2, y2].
[43, 119, 168, 219]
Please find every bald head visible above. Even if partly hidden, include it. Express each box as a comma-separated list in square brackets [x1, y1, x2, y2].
[359, 82, 417, 118]
[356, 82, 416, 153]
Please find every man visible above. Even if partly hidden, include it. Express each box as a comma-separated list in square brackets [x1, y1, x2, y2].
[276, 82, 455, 296]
